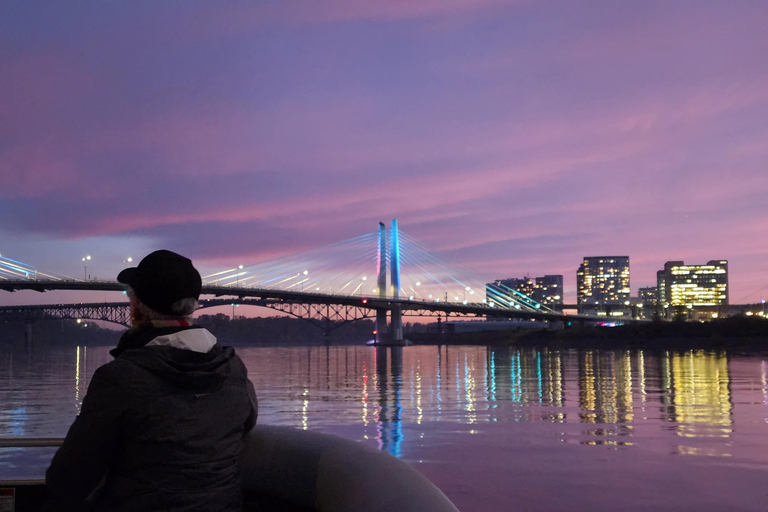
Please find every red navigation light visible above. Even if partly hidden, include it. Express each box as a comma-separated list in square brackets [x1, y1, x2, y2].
[362, 298, 368, 304]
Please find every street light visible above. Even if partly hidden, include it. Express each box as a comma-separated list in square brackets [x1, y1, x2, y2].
[82, 255, 91, 281]
[236, 265, 243, 288]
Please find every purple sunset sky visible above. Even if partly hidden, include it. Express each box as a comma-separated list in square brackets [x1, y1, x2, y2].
[1, 0, 767, 304]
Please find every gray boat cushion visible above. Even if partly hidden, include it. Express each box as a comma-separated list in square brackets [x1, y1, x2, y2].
[240, 425, 460, 512]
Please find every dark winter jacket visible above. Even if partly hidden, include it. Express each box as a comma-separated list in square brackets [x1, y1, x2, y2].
[46, 323, 258, 512]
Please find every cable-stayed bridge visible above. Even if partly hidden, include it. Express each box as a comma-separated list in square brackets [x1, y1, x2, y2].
[1, 220, 597, 343]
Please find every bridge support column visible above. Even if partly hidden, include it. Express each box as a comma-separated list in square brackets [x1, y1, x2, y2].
[390, 308, 404, 343]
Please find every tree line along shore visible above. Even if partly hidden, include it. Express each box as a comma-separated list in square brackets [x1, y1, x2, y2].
[409, 316, 768, 351]
[1, 314, 766, 352]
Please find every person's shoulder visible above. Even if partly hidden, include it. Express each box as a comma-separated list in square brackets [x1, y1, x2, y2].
[92, 356, 144, 381]
[219, 345, 251, 374]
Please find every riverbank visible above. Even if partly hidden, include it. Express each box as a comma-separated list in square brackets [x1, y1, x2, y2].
[409, 317, 768, 352]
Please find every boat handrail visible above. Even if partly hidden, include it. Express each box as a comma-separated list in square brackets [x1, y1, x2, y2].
[0, 438, 63, 448]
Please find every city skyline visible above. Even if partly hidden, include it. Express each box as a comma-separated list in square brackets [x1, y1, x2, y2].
[0, 246, 748, 306]
[2, 1, 767, 306]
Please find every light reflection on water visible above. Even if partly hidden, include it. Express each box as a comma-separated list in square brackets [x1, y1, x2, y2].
[2, 343, 768, 511]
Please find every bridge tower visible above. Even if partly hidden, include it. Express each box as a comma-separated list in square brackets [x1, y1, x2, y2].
[375, 222, 388, 343]
[389, 218, 405, 344]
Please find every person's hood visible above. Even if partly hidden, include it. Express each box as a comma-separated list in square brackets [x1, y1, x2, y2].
[145, 327, 217, 353]
[112, 325, 237, 391]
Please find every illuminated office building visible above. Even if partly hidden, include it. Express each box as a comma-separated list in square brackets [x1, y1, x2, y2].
[631, 286, 658, 320]
[576, 256, 630, 305]
[495, 277, 535, 298]
[656, 270, 666, 309]
[487, 275, 564, 308]
[535, 275, 564, 306]
[657, 260, 728, 318]
[638, 287, 657, 306]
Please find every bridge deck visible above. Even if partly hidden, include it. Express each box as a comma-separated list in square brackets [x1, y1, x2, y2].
[0, 280, 621, 324]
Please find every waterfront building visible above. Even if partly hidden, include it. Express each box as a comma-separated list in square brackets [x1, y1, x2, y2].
[634, 286, 659, 320]
[534, 275, 564, 306]
[486, 275, 564, 309]
[657, 260, 728, 319]
[496, 277, 535, 298]
[656, 270, 666, 309]
[639, 287, 657, 306]
[576, 256, 630, 306]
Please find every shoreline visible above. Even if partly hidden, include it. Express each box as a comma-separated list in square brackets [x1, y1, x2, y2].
[408, 316, 768, 352]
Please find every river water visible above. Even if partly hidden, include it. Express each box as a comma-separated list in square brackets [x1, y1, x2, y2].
[2, 343, 768, 512]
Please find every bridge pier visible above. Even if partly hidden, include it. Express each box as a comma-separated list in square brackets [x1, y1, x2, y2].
[375, 309, 388, 343]
[390, 307, 404, 344]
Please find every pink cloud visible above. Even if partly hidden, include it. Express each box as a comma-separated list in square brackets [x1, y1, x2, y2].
[0, 143, 75, 198]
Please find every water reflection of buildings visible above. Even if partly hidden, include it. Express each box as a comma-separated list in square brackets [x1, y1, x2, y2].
[662, 351, 732, 445]
[489, 347, 565, 422]
[578, 350, 634, 445]
[0, 339, 746, 467]
[240, 344, 736, 458]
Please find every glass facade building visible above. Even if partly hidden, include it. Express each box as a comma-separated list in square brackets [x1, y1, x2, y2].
[576, 256, 630, 305]
[638, 287, 658, 306]
[534, 275, 564, 306]
[486, 275, 564, 309]
[657, 260, 728, 317]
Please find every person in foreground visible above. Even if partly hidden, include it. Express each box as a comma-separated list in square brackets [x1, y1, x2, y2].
[46, 250, 258, 512]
